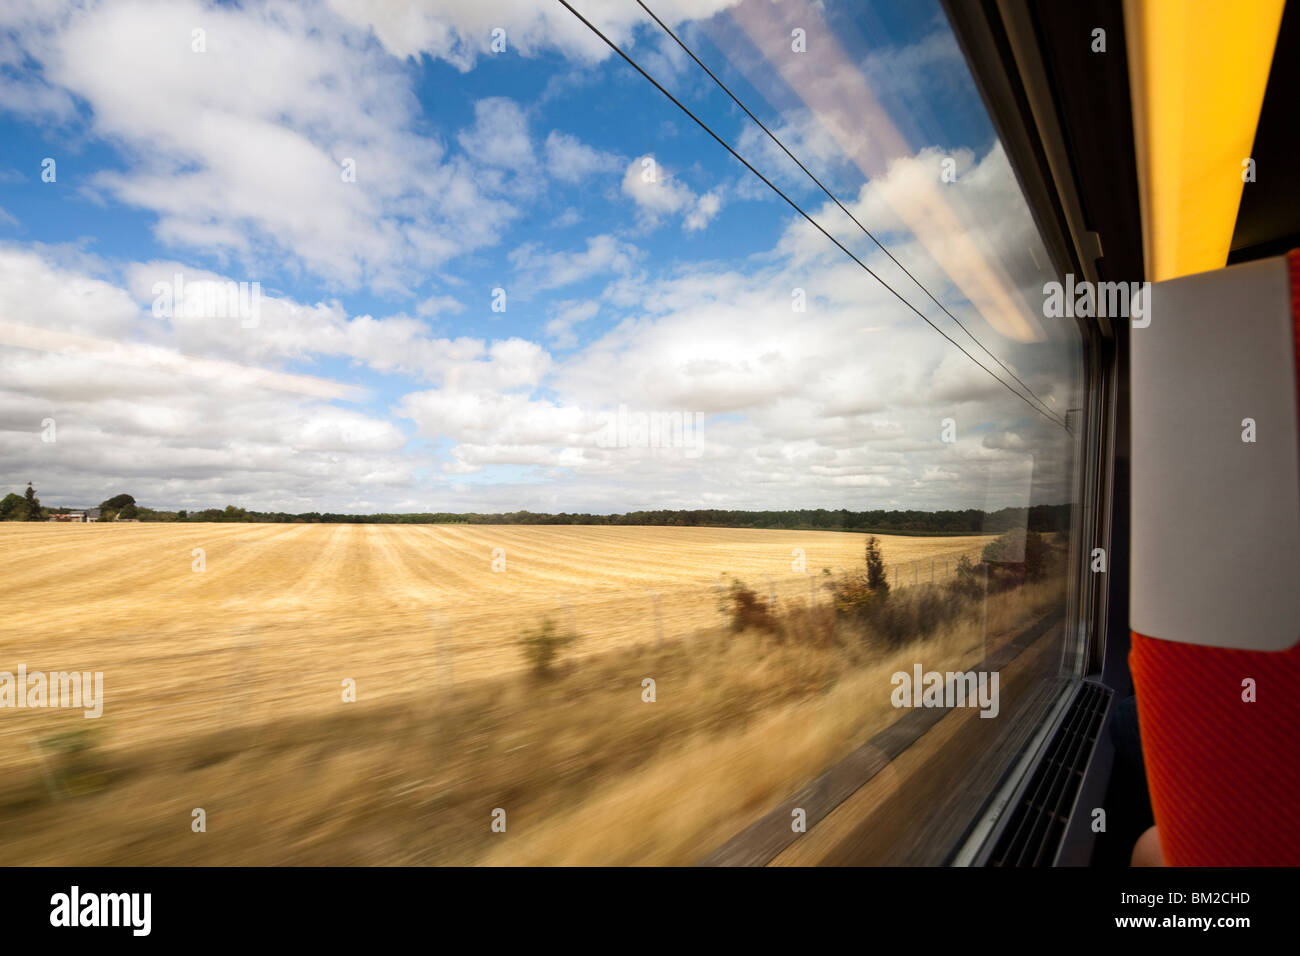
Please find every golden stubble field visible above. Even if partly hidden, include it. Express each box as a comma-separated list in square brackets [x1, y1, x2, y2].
[0, 523, 993, 748]
[0, 522, 1029, 864]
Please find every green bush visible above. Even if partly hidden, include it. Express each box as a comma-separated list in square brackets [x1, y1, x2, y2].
[0, 492, 22, 520]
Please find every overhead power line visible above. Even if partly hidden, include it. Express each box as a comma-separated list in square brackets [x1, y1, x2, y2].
[634, 0, 1063, 428]
[554, 0, 1068, 431]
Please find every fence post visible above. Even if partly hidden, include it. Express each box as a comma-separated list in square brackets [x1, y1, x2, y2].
[429, 610, 454, 692]
[647, 590, 663, 646]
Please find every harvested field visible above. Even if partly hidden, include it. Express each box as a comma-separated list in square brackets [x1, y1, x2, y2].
[0, 522, 1052, 865]
[0, 523, 993, 748]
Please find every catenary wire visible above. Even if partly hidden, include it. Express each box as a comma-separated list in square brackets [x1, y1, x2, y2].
[635, 0, 1064, 427]
[555, 0, 1069, 430]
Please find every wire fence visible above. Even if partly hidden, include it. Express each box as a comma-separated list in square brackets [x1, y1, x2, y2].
[886, 547, 987, 590]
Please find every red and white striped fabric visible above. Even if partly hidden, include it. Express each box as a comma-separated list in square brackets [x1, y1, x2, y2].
[1129, 249, 1300, 866]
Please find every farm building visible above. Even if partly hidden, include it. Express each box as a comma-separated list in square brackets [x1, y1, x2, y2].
[46, 507, 101, 523]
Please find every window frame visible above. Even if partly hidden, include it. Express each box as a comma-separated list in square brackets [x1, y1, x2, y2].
[939, 0, 1131, 866]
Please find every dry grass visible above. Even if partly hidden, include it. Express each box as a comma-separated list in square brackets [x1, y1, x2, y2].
[478, 578, 1064, 866]
[0, 523, 992, 760]
[0, 522, 1054, 865]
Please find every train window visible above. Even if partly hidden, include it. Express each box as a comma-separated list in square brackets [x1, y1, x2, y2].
[0, 0, 1092, 865]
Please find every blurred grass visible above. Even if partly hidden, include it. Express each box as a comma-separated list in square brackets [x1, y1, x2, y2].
[0, 575, 1063, 865]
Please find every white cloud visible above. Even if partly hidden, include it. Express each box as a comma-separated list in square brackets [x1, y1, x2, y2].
[622, 156, 723, 232]
[550, 207, 583, 229]
[416, 294, 465, 318]
[545, 299, 600, 348]
[0, 0, 1082, 516]
[734, 108, 856, 195]
[683, 190, 722, 232]
[459, 97, 534, 167]
[0, 245, 139, 338]
[544, 130, 621, 184]
[508, 234, 640, 291]
[323, 0, 741, 70]
[4, 0, 522, 293]
[110, 257, 550, 390]
[398, 389, 604, 475]
[0, 322, 414, 514]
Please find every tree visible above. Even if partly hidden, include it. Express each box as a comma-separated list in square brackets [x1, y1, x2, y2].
[98, 493, 135, 521]
[0, 492, 22, 520]
[864, 535, 890, 596]
[118, 503, 139, 520]
[23, 482, 42, 521]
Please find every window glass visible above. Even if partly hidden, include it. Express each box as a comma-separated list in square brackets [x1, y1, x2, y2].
[0, 0, 1084, 864]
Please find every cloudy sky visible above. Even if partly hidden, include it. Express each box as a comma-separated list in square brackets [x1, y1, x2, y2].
[0, 0, 1083, 515]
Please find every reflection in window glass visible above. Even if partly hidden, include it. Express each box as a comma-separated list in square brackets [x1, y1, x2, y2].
[0, 0, 1082, 864]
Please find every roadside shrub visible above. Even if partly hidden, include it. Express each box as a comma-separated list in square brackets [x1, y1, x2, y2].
[826, 572, 878, 619]
[981, 527, 1050, 581]
[725, 579, 780, 634]
[827, 536, 893, 622]
[864, 536, 890, 596]
[865, 584, 961, 649]
[36, 728, 110, 798]
[519, 617, 578, 679]
[946, 554, 986, 600]
[781, 602, 838, 648]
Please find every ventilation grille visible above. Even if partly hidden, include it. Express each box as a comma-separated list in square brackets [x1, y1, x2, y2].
[987, 681, 1111, 866]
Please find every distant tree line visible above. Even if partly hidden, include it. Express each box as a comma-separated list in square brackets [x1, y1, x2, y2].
[133, 503, 1074, 534]
[4, 486, 1072, 534]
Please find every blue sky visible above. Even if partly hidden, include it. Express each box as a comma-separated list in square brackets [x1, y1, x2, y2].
[0, 0, 1079, 514]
